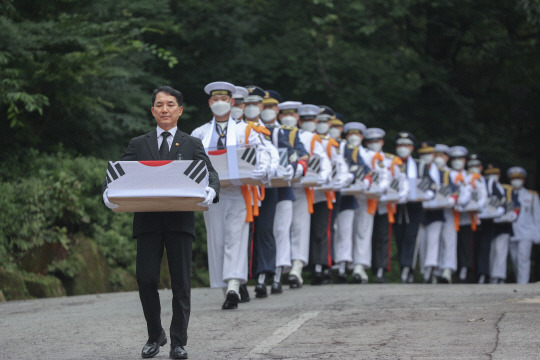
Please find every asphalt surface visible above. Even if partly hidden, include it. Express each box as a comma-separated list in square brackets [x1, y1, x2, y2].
[1, 283, 540, 359]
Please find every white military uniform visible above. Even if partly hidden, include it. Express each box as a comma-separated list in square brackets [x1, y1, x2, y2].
[510, 187, 540, 283]
[191, 116, 270, 289]
[290, 129, 331, 278]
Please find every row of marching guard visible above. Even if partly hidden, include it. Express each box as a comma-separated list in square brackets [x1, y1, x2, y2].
[190, 81, 540, 310]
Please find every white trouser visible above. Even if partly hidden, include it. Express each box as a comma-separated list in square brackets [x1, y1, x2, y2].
[334, 209, 354, 264]
[418, 221, 443, 271]
[274, 200, 293, 271]
[352, 200, 374, 268]
[438, 209, 457, 271]
[290, 188, 311, 265]
[203, 195, 249, 288]
[509, 239, 533, 284]
[490, 233, 510, 279]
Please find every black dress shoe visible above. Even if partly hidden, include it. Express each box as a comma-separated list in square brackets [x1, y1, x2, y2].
[375, 274, 386, 284]
[337, 273, 347, 284]
[222, 290, 240, 310]
[255, 283, 268, 298]
[239, 284, 250, 303]
[141, 329, 167, 358]
[311, 272, 322, 285]
[170, 343, 188, 359]
[322, 269, 332, 284]
[271, 281, 282, 294]
[288, 275, 302, 289]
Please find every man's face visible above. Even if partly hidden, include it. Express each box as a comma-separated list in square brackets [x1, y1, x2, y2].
[263, 104, 279, 112]
[278, 112, 300, 121]
[151, 92, 183, 130]
[208, 94, 233, 107]
[298, 116, 317, 127]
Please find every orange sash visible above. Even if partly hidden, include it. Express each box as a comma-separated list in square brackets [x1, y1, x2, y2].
[305, 188, 315, 214]
[386, 203, 397, 224]
[325, 191, 336, 210]
[367, 199, 378, 215]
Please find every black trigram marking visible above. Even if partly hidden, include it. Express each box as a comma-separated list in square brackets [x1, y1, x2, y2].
[278, 148, 288, 167]
[418, 177, 432, 192]
[471, 191, 479, 202]
[439, 185, 452, 196]
[183, 160, 207, 184]
[355, 166, 366, 180]
[372, 172, 379, 183]
[309, 157, 320, 172]
[241, 147, 257, 166]
[332, 165, 337, 179]
[106, 162, 125, 183]
[390, 178, 400, 191]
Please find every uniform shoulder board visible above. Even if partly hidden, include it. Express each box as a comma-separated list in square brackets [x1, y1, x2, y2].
[385, 152, 395, 159]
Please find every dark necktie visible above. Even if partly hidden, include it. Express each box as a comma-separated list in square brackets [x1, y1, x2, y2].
[216, 123, 226, 150]
[159, 132, 171, 160]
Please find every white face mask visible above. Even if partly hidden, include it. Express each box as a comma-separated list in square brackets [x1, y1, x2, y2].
[244, 104, 261, 119]
[301, 121, 316, 133]
[281, 115, 297, 127]
[329, 127, 341, 140]
[433, 156, 446, 168]
[210, 101, 231, 117]
[451, 159, 465, 171]
[420, 154, 434, 164]
[367, 142, 382, 153]
[511, 179, 524, 189]
[260, 109, 277, 123]
[396, 146, 411, 159]
[230, 106, 243, 120]
[347, 134, 362, 147]
[468, 166, 481, 174]
[316, 122, 330, 135]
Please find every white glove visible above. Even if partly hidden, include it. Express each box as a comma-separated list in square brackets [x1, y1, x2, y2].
[398, 195, 408, 204]
[361, 178, 371, 190]
[425, 190, 435, 200]
[457, 186, 471, 207]
[447, 197, 457, 207]
[333, 177, 347, 189]
[197, 187, 216, 207]
[282, 165, 294, 181]
[103, 189, 119, 210]
[495, 206, 505, 217]
[344, 173, 354, 187]
[270, 164, 279, 178]
[293, 164, 304, 179]
[251, 167, 267, 180]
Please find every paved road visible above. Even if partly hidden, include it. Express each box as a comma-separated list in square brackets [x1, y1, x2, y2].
[1, 283, 540, 359]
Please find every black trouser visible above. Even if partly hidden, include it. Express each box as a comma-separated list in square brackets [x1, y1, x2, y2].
[329, 192, 341, 264]
[475, 220, 493, 278]
[372, 212, 390, 273]
[394, 202, 423, 268]
[252, 188, 278, 277]
[136, 231, 192, 346]
[309, 201, 331, 267]
[457, 225, 474, 271]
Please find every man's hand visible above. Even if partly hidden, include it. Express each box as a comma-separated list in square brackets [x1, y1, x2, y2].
[282, 165, 294, 181]
[251, 168, 267, 180]
[293, 163, 304, 179]
[198, 187, 216, 207]
[103, 189, 119, 210]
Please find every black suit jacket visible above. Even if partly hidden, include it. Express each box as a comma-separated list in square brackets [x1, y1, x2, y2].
[103, 129, 220, 238]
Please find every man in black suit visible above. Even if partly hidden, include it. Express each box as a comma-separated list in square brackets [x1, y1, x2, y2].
[103, 86, 220, 359]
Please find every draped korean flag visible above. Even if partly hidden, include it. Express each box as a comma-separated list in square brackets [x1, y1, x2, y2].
[299, 153, 322, 188]
[106, 160, 208, 212]
[207, 144, 263, 187]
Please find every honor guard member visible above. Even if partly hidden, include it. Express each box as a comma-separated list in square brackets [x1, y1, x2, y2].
[433, 144, 458, 283]
[191, 81, 271, 310]
[288, 104, 332, 288]
[448, 146, 485, 283]
[468, 154, 492, 283]
[484, 164, 520, 283]
[364, 128, 399, 283]
[231, 86, 248, 121]
[242, 85, 281, 298]
[508, 167, 540, 283]
[415, 142, 446, 283]
[270, 99, 309, 293]
[334, 123, 370, 282]
[311, 106, 353, 284]
[393, 131, 424, 283]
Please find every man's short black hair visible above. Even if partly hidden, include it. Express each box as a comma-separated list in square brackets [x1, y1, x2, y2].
[152, 86, 184, 106]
